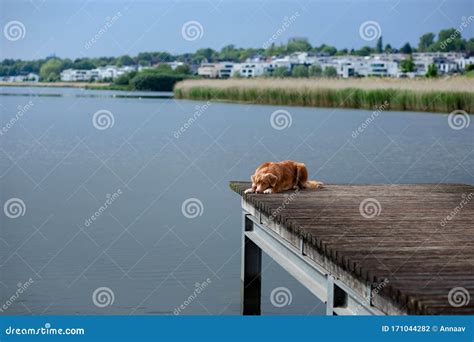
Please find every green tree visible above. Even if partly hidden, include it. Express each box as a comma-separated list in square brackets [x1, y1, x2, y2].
[272, 66, 290, 77]
[291, 65, 309, 77]
[152, 52, 173, 63]
[114, 71, 137, 86]
[130, 73, 185, 91]
[308, 64, 322, 77]
[400, 56, 415, 73]
[136, 52, 153, 66]
[426, 64, 438, 77]
[39, 59, 65, 81]
[174, 64, 191, 75]
[321, 45, 338, 56]
[312, 44, 338, 56]
[323, 66, 338, 78]
[219, 45, 241, 61]
[384, 44, 393, 53]
[264, 43, 280, 57]
[154, 64, 173, 73]
[286, 38, 312, 52]
[376, 36, 383, 53]
[466, 38, 474, 54]
[436, 28, 465, 51]
[116, 55, 135, 66]
[418, 33, 435, 51]
[354, 46, 372, 56]
[193, 48, 217, 63]
[89, 56, 115, 67]
[335, 48, 348, 56]
[72, 59, 95, 69]
[400, 42, 413, 54]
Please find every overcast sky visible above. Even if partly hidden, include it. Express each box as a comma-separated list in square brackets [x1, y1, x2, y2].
[1, 0, 473, 60]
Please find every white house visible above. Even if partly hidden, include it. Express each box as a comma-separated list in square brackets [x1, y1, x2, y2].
[60, 65, 137, 82]
[2, 73, 39, 82]
[322, 56, 399, 78]
[433, 57, 459, 74]
[411, 54, 460, 75]
[197, 62, 243, 78]
[456, 56, 474, 70]
[94, 65, 136, 80]
[96, 66, 119, 80]
[364, 60, 399, 77]
[60, 69, 94, 82]
[412, 52, 465, 60]
[239, 63, 271, 77]
[166, 61, 184, 70]
[218, 62, 238, 78]
[413, 58, 432, 76]
[271, 56, 292, 71]
[197, 63, 220, 78]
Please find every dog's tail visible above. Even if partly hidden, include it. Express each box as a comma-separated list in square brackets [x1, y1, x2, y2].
[303, 180, 324, 189]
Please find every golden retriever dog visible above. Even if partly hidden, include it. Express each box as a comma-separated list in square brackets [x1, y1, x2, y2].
[244, 160, 323, 194]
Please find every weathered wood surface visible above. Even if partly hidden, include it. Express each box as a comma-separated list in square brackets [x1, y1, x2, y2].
[230, 182, 474, 315]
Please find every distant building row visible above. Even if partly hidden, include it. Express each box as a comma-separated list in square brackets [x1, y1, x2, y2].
[59, 65, 139, 82]
[1, 52, 473, 84]
[1, 73, 39, 83]
[197, 52, 474, 78]
[59, 62, 186, 82]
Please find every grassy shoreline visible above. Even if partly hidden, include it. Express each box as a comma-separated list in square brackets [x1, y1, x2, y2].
[174, 78, 474, 113]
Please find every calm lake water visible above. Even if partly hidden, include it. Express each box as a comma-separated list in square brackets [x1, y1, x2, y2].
[1, 86, 472, 315]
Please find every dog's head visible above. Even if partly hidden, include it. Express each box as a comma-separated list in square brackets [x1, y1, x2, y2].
[251, 173, 277, 193]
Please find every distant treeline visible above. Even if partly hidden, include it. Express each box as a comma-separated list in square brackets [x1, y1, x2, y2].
[1, 27, 472, 80]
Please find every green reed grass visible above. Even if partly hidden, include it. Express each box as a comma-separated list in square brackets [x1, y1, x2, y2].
[174, 83, 473, 113]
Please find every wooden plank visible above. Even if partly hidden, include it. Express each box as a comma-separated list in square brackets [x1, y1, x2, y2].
[230, 181, 474, 315]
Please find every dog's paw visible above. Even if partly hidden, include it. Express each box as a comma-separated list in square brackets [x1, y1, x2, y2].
[263, 188, 273, 194]
[244, 188, 255, 194]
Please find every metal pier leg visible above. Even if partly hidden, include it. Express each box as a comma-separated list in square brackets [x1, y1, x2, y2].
[241, 213, 262, 315]
[326, 276, 335, 315]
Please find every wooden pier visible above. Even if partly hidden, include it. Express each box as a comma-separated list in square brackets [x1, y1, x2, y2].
[230, 182, 474, 315]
